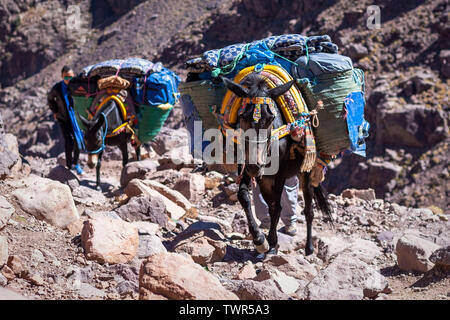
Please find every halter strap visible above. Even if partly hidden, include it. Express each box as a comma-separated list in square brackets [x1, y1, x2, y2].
[241, 97, 274, 106]
[239, 97, 277, 123]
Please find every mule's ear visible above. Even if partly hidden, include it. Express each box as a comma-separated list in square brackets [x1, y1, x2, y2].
[268, 80, 295, 99]
[78, 114, 90, 128]
[222, 77, 249, 97]
[92, 114, 105, 132]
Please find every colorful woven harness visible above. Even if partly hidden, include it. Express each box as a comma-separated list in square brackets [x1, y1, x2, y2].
[221, 65, 317, 172]
[240, 97, 277, 123]
[89, 94, 139, 145]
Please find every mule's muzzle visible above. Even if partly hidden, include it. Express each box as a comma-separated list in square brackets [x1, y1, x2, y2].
[87, 154, 98, 169]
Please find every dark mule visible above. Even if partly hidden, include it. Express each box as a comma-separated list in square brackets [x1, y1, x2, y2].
[222, 74, 333, 256]
[79, 98, 140, 190]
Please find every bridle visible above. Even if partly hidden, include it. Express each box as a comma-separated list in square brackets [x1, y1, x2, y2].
[88, 113, 108, 154]
[239, 96, 277, 166]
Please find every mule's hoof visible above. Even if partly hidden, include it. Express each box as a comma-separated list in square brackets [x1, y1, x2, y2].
[266, 247, 278, 256]
[305, 245, 314, 256]
[95, 185, 102, 191]
[255, 238, 270, 254]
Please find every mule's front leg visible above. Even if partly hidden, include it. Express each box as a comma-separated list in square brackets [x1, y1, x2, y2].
[135, 145, 141, 161]
[95, 151, 103, 191]
[238, 171, 269, 254]
[121, 140, 129, 167]
[301, 173, 314, 255]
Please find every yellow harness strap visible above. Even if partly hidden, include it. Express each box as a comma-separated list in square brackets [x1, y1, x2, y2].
[221, 65, 308, 140]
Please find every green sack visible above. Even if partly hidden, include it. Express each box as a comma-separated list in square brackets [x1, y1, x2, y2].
[178, 80, 227, 131]
[136, 104, 173, 144]
[72, 96, 93, 131]
[297, 69, 364, 155]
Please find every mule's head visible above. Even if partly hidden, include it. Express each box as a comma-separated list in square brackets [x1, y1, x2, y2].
[222, 74, 294, 177]
[79, 114, 105, 169]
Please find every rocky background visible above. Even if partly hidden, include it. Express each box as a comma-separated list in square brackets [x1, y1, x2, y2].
[0, 0, 449, 300]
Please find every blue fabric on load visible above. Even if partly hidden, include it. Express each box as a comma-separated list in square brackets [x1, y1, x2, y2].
[132, 67, 181, 106]
[186, 34, 339, 73]
[61, 82, 85, 151]
[291, 53, 354, 79]
[344, 91, 370, 157]
[197, 42, 287, 80]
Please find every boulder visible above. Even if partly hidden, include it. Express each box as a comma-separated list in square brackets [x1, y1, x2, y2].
[170, 222, 227, 265]
[376, 104, 448, 149]
[0, 287, 27, 300]
[120, 160, 159, 188]
[7, 256, 25, 276]
[3, 133, 22, 174]
[269, 269, 300, 295]
[341, 188, 376, 201]
[72, 185, 107, 207]
[306, 253, 389, 300]
[158, 148, 194, 171]
[139, 252, 238, 300]
[0, 196, 14, 229]
[395, 232, 441, 273]
[235, 263, 257, 280]
[0, 114, 19, 179]
[430, 246, 450, 270]
[47, 165, 80, 190]
[115, 195, 169, 228]
[78, 283, 106, 299]
[173, 236, 226, 266]
[205, 171, 224, 190]
[173, 173, 205, 202]
[367, 160, 402, 195]
[0, 236, 7, 268]
[348, 43, 368, 59]
[81, 216, 139, 264]
[132, 221, 160, 235]
[140, 180, 194, 213]
[12, 175, 79, 229]
[150, 127, 189, 155]
[317, 235, 350, 263]
[137, 234, 167, 258]
[124, 179, 187, 220]
[266, 254, 318, 281]
[222, 279, 290, 300]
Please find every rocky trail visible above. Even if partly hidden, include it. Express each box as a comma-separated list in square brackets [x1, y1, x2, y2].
[1, 123, 449, 300]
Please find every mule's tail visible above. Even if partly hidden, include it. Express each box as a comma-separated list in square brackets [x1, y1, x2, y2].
[313, 184, 334, 227]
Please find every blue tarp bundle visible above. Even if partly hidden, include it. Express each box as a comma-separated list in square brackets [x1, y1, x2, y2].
[186, 34, 338, 76]
[131, 67, 181, 106]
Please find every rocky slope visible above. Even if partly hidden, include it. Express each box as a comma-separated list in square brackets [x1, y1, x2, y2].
[0, 0, 448, 211]
[0, 126, 449, 300]
[0, 0, 449, 300]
